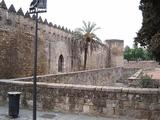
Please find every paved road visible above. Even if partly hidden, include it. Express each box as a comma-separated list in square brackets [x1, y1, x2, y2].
[0, 106, 137, 120]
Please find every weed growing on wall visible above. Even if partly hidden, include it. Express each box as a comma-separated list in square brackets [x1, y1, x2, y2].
[139, 74, 158, 88]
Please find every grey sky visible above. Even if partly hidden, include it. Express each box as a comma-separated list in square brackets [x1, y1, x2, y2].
[3, 0, 142, 47]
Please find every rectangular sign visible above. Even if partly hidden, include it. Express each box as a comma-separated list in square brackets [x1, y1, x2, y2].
[37, 0, 47, 9]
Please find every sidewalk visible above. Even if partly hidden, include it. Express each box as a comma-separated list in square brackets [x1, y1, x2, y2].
[0, 106, 136, 120]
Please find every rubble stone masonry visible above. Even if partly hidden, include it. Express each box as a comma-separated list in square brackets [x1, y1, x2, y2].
[0, 79, 159, 119]
[7, 67, 138, 86]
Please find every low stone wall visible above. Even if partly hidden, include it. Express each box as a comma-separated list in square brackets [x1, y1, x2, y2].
[122, 68, 139, 80]
[115, 68, 140, 85]
[127, 69, 160, 88]
[124, 61, 160, 69]
[37, 67, 123, 86]
[10, 67, 138, 86]
[0, 80, 159, 119]
[128, 78, 160, 88]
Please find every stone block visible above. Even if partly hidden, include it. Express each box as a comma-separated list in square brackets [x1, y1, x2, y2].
[0, 96, 3, 101]
[123, 101, 131, 108]
[65, 96, 69, 104]
[135, 102, 147, 110]
[151, 111, 160, 120]
[122, 88, 129, 93]
[76, 98, 85, 105]
[83, 105, 90, 113]
[54, 103, 67, 112]
[75, 104, 83, 112]
[88, 105, 103, 115]
[102, 107, 115, 117]
[102, 86, 122, 92]
[149, 103, 160, 111]
[26, 100, 33, 109]
[149, 88, 159, 94]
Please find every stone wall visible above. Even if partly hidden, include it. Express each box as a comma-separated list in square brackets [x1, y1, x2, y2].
[11, 67, 137, 86]
[0, 80, 159, 119]
[124, 61, 160, 69]
[84, 43, 108, 70]
[0, 1, 124, 78]
[0, 5, 74, 78]
[127, 69, 160, 88]
[122, 67, 140, 80]
[37, 67, 124, 86]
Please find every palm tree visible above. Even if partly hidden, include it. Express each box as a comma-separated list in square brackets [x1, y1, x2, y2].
[73, 21, 101, 70]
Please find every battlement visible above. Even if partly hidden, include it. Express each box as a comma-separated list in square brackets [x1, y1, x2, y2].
[0, 0, 73, 41]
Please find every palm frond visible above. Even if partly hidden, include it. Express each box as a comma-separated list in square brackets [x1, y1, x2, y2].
[89, 39, 100, 54]
[92, 27, 101, 33]
[76, 28, 85, 33]
[90, 33, 101, 42]
[87, 21, 91, 33]
[82, 26, 87, 33]
[73, 31, 83, 40]
[89, 22, 96, 32]
[94, 36, 101, 42]
[82, 21, 88, 30]
[73, 21, 101, 43]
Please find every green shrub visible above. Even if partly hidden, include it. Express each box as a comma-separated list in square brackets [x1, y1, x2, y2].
[139, 75, 154, 88]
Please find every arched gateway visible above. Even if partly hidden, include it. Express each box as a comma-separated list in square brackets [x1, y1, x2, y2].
[58, 55, 64, 72]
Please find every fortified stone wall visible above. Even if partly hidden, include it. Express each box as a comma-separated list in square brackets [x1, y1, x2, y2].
[0, 2, 74, 78]
[0, 80, 159, 119]
[0, 0, 124, 79]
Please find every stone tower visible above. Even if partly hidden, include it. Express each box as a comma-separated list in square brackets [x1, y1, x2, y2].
[105, 39, 124, 67]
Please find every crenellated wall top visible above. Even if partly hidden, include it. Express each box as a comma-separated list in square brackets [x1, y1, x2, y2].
[0, 0, 73, 39]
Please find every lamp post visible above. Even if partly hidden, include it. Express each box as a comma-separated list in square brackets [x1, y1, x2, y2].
[29, 0, 47, 120]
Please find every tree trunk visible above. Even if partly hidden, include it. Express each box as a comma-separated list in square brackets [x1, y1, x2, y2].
[83, 41, 89, 70]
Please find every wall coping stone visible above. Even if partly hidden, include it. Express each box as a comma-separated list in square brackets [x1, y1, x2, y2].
[0, 79, 159, 94]
[128, 69, 143, 80]
[6, 67, 123, 82]
[101, 86, 122, 92]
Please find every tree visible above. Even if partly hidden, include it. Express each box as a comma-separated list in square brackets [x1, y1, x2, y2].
[73, 21, 101, 70]
[135, 0, 160, 62]
[134, 47, 144, 60]
[124, 46, 132, 61]
[124, 45, 153, 61]
[143, 49, 154, 60]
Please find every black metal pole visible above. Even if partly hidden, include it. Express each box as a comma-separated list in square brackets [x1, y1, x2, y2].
[33, 11, 38, 120]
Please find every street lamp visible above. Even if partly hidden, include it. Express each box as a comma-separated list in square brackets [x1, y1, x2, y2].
[29, 0, 47, 120]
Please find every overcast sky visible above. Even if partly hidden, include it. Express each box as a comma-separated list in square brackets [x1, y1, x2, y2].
[3, 0, 142, 47]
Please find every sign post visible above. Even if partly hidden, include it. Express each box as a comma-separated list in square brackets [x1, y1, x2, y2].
[29, 0, 47, 120]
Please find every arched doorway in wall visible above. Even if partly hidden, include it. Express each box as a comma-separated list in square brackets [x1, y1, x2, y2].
[58, 54, 64, 72]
